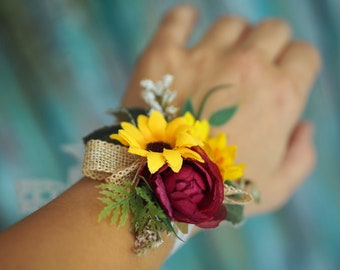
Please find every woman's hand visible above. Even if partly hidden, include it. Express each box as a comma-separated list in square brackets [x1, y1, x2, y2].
[122, 5, 321, 215]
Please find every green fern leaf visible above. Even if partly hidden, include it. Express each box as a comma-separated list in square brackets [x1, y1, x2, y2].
[119, 202, 130, 227]
[110, 207, 121, 225]
[98, 203, 116, 222]
[96, 181, 134, 227]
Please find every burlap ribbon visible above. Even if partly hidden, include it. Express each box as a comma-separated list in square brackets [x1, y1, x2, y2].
[82, 140, 144, 185]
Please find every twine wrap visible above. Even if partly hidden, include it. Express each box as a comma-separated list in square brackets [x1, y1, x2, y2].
[223, 184, 253, 205]
[82, 140, 144, 185]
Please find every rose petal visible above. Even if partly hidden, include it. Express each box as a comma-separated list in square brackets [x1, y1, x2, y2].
[143, 147, 225, 226]
[153, 173, 174, 218]
[197, 205, 227, 228]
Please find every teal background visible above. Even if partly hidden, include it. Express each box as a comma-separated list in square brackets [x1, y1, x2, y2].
[0, 0, 339, 269]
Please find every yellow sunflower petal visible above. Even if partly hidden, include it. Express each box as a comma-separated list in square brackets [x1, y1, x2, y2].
[176, 131, 203, 148]
[129, 147, 148, 157]
[223, 164, 245, 181]
[193, 119, 210, 141]
[208, 133, 227, 149]
[121, 122, 145, 146]
[183, 112, 195, 125]
[147, 152, 166, 173]
[163, 149, 183, 173]
[148, 111, 167, 140]
[177, 148, 204, 162]
[166, 117, 190, 139]
[109, 134, 129, 146]
[226, 145, 237, 160]
[137, 115, 153, 142]
[117, 130, 141, 148]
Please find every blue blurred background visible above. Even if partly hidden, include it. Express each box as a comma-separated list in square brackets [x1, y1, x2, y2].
[0, 0, 339, 269]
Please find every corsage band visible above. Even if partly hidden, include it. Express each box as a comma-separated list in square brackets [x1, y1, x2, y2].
[82, 75, 259, 255]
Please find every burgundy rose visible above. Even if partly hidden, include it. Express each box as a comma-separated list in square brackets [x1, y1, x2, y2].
[143, 147, 226, 228]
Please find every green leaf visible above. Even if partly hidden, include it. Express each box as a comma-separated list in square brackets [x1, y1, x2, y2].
[108, 107, 148, 125]
[132, 181, 182, 239]
[82, 125, 121, 144]
[98, 196, 116, 205]
[83, 107, 148, 144]
[208, 105, 238, 126]
[97, 182, 134, 227]
[197, 84, 232, 120]
[119, 202, 130, 227]
[175, 222, 189, 234]
[224, 204, 244, 225]
[97, 178, 179, 241]
[181, 98, 195, 116]
[98, 203, 116, 222]
[111, 207, 121, 225]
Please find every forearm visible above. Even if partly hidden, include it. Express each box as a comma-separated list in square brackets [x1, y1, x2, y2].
[0, 178, 175, 270]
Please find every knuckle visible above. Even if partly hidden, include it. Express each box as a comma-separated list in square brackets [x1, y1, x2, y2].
[234, 47, 265, 70]
[190, 47, 216, 64]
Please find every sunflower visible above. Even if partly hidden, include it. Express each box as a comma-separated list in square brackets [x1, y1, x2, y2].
[110, 111, 204, 173]
[205, 133, 245, 181]
[183, 112, 210, 141]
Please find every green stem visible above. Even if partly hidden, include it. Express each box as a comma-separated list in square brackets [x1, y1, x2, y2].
[196, 84, 232, 120]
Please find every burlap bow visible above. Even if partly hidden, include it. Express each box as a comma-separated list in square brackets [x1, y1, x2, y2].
[82, 140, 144, 186]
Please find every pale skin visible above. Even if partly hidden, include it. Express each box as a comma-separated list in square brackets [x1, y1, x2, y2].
[0, 5, 320, 270]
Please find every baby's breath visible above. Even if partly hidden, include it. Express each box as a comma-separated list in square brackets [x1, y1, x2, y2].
[141, 74, 178, 119]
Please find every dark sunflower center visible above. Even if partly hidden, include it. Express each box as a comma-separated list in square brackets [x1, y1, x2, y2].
[146, 141, 172, 153]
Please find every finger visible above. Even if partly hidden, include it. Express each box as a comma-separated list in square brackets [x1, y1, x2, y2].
[150, 5, 198, 48]
[240, 19, 291, 61]
[195, 16, 248, 50]
[278, 41, 321, 99]
[275, 121, 316, 196]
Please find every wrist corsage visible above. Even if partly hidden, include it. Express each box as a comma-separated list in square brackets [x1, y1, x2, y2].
[82, 75, 259, 255]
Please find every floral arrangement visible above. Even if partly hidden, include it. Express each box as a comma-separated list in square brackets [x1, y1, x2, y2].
[82, 75, 259, 255]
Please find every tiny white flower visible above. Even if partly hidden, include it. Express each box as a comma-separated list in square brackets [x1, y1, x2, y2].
[163, 74, 173, 88]
[162, 90, 177, 105]
[140, 79, 155, 91]
[165, 106, 178, 115]
[154, 81, 164, 96]
[142, 90, 156, 104]
[140, 74, 178, 118]
[148, 100, 163, 112]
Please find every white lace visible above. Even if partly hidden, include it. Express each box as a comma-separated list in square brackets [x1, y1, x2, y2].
[15, 143, 83, 216]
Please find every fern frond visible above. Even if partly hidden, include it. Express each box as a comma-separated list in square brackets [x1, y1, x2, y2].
[97, 181, 134, 228]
